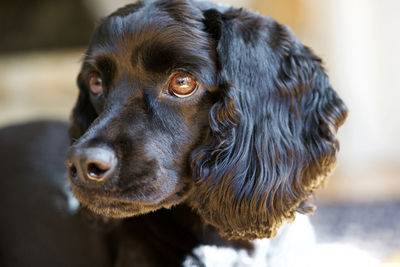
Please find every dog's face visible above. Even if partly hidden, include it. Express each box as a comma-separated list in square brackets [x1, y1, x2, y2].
[67, 1, 217, 217]
[67, 0, 347, 240]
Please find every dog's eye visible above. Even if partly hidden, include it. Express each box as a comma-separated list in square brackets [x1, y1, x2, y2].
[168, 73, 198, 97]
[89, 72, 103, 95]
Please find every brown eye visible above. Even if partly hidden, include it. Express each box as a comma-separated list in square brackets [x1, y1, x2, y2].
[89, 72, 103, 95]
[168, 73, 198, 97]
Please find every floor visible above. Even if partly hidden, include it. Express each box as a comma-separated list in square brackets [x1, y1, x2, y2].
[311, 201, 400, 266]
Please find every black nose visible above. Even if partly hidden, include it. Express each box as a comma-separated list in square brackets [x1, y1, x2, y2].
[66, 147, 117, 183]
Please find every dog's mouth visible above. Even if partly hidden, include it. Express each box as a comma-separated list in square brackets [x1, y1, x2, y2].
[70, 184, 159, 218]
[70, 180, 193, 218]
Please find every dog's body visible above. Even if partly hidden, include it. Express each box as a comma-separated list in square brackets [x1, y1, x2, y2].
[67, 0, 347, 242]
[2, 0, 348, 266]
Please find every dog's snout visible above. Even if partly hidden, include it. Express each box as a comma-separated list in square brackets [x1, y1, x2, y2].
[66, 147, 117, 183]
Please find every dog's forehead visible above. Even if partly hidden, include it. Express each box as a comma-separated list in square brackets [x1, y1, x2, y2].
[85, 0, 216, 85]
[92, 0, 205, 52]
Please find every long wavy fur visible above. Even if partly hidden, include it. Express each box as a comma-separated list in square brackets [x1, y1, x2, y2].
[190, 8, 347, 240]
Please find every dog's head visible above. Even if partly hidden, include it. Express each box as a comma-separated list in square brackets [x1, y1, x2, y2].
[66, 0, 347, 240]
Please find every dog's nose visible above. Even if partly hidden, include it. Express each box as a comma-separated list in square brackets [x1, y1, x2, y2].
[66, 147, 117, 183]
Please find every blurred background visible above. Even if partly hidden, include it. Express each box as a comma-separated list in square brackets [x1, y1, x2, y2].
[0, 0, 399, 265]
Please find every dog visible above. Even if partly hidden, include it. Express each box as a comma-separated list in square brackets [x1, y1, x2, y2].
[65, 0, 348, 265]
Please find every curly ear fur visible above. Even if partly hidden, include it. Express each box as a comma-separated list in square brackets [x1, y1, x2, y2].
[69, 73, 98, 142]
[191, 8, 348, 240]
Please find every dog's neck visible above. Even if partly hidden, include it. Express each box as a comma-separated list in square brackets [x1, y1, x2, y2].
[99, 205, 254, 266]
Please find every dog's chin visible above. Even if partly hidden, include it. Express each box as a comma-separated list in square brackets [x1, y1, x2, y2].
[83, 200, 160, 218]
[70, 182, 193, 219]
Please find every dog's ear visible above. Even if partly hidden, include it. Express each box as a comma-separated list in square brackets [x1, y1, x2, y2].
[69, 73, 98, 142]
[191, 8, 348, 240]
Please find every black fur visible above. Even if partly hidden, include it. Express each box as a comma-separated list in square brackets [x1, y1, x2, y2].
[0, 121, 111, 267]
[68, 0, 347, 241]
[0, 121, 249, 267]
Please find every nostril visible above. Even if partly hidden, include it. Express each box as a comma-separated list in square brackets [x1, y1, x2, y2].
[87, 162, 109, 180]
[67, 161, 78, 178]
[70, 165, 78, 178]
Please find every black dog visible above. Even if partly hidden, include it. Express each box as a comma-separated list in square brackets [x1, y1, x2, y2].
[65, 0, 347, 264]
